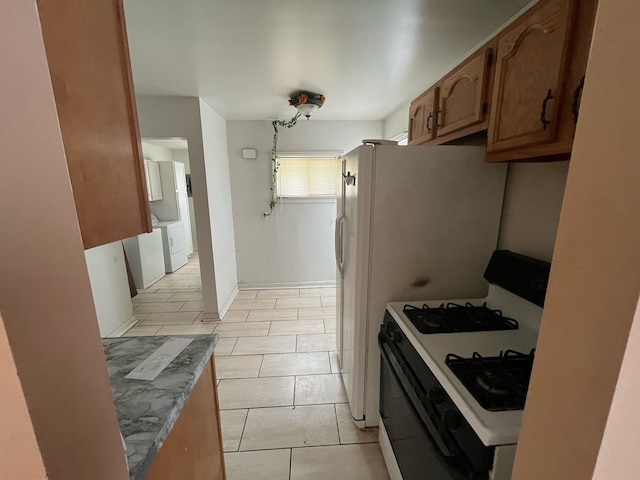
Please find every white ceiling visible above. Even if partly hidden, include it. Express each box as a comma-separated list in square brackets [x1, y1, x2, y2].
[123, 0, 532, 121]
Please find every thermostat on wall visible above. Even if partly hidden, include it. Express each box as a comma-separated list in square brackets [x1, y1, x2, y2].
[242, 148, 257, 159]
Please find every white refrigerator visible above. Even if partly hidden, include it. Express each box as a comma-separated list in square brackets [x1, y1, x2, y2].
[150, 161, 193, 256]
[335, 142, 508, 427]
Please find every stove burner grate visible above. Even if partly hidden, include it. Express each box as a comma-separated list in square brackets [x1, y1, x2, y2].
[446, 349, 535, 411]
[402, 302, 519, 334]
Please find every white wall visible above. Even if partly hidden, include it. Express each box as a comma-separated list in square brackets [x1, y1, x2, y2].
[171, 148, 198, 251]
[593, 294, 640, 479]
[171, 148, 191, 172]
[227, 120, 383, 287]
[135, 95, 220, 316]
[85, 242, 134, 336]
[141, 141, 173, 162]
[0, 1, 128, 475]
[199, 100, 238, 312]
[498, 162, 570, 262]
[383, 103, 410, 140]
[82, 145, 172, 338]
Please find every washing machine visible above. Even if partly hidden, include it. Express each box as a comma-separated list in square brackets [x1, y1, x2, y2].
[153, 219, 188, 273]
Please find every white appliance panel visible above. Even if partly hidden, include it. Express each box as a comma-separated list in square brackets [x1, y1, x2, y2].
[122, 229, 166, 289]
[336, 143, 508, 428]
[151, 161, 193, 256]
[168, 223, 186, 255]
[147, 160, 163, 201]
[174, 161, 187, 190]
[338, 146, 374, 425]
[176, 190, 193, 255]
[335, 160, 345, 363]
[156, 221, 188, 273]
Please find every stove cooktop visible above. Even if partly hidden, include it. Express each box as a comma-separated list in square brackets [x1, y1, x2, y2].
[402, 302, 519, 334]
[445, 349, 535, 412]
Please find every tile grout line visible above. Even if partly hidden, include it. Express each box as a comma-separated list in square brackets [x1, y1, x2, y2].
[292, 374, 297, 406]
[288, 447, 293, 480]
[334, 403, 342, 445]
[258, 353, 265, 378]
[236, 408, 250, 453]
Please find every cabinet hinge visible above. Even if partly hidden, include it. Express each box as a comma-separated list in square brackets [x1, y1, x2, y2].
[487, 52, 494, 69]
[482, 103, 488, 115]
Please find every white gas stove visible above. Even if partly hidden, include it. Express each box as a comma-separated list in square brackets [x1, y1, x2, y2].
[386, 283, 542, 445]
[378, 250, 550, 480]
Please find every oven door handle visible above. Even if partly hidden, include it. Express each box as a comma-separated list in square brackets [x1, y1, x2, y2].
[379, 332, 454, 458]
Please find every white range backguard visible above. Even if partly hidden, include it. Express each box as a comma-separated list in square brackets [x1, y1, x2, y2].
[336, 142, 508, 427]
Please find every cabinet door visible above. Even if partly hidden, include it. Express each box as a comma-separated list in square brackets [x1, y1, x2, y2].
[145, 359, 226, 480]
[37, 0, 151, 249]
[144, 161, 153, 202]
[436, 47, 493, 138]
[487, 0, 575, 153]
[147, 161, 163, 201]
[174, 162, 187, 191]
[408, 88, 439, 145]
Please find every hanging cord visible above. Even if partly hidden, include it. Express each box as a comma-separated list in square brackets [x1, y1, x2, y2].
[264, 112, 300, 218]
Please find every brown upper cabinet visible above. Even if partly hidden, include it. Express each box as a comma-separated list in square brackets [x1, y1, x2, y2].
[407, 0, 598, 162]
[408, 88, 439, 144]
[486, 0, 574, 154]
[38, 0, 151, 249]
[436, 42, 495, 139]
[486, 0, 598, 162]
[408, 40, 496, 146]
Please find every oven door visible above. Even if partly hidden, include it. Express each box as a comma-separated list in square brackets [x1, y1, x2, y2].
[379, 331, 477, 480]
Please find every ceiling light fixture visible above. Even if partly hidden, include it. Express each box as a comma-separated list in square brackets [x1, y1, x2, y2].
[289, 91, 325, 119]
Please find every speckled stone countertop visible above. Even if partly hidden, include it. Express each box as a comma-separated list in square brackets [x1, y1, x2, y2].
[102, 334, 218, 480]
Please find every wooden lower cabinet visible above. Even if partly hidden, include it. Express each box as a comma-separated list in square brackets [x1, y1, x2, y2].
[145, 358, 226, 480]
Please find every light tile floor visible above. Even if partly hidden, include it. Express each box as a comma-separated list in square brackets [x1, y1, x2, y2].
[125, 255, 388, 480]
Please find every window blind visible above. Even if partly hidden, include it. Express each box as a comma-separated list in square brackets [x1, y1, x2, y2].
[277, 157, 339, 198]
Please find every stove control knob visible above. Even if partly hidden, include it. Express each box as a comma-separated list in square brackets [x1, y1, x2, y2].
[428, 387, 445, 405]
[385, 323, 402, 343]
[444, 410, 462, 432]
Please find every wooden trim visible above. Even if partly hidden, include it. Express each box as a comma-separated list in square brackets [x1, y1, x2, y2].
[144, 358, 226, 480]
[210, 356, 226, 480]
[485, 139, 573, 162]
[116, 0, 152, 235]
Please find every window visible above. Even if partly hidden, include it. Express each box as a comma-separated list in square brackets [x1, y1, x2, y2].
[391, 131, 409, 145]
[277, 156, 340, 199]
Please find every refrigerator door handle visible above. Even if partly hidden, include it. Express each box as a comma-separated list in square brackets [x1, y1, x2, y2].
[335, 213, 345, 276]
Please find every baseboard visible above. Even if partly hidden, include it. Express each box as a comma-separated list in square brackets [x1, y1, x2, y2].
[379, 415, 403, 480]
[238, 281, 337, 289]
[106, 316, 139, 338]
[218, 285, 239, 318]
[200, 312, 221, 322]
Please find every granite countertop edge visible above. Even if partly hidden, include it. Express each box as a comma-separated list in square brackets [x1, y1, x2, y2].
[135, 336, 217, 480]
[102, 334, 218, 480]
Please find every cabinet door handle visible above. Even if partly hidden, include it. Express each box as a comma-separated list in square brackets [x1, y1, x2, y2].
[436, 110, 442, 128]
[572, 76, 586, 124]
[540, 89, 553, 130]
[426, 113, 433, 132]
